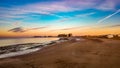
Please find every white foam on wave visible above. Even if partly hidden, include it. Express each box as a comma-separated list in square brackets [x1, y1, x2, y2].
[0, 48, 40, 59]
[0, 40, 59, 59]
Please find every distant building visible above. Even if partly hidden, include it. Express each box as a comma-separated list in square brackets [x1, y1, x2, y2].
[68, 33, 72, 37]
[58, 33, 72, 37]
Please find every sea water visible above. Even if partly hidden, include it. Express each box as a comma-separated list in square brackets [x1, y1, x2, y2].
[0, 38, 58, 47]
[0, 38, 59, 59]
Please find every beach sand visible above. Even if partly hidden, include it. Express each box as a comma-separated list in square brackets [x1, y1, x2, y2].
[0, 38, 120, 68]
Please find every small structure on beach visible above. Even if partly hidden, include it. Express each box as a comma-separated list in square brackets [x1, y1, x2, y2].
[118, 34, 120, 37]
[107, 34, 114, 38]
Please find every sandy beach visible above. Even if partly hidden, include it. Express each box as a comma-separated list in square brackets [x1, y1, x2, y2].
[0, 38, 120, 68]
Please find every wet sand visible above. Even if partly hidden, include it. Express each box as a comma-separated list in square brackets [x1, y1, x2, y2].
[0, 38, 120, 68]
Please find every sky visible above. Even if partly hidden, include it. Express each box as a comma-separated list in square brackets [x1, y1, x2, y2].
[0, 0, 120, 37]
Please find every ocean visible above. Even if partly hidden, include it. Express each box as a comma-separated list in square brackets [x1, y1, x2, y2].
[0, 38, 59, 47]
[0, 37, 59, 58]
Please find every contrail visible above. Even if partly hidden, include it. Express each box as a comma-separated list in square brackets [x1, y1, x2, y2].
[97, 9, 120, 23]
[50, 10, 120, 31]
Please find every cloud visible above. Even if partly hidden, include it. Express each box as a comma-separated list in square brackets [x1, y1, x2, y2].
[0, 2, 67, 19]
[51, 26, 82, 31]
[104, 24, 120, 28]
[97, 9, 120, 23]
[94, 24, 120, 29]
[8, 26, 48, 33]
[0, 21, 11, 24]
[96, 0, 118, 10]
[1, 0, 119, 19]
[0, 20, 22, 27]
[8, 27, 25, 32]
[57, 12, 95, 23]
[59, 27, 81, 30]
[75, 12, 95, 17]
[25, 26, 48, 31]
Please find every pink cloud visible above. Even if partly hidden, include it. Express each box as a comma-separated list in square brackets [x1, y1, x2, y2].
[96, 0, 117, 10]
[0, 0, 119, 19]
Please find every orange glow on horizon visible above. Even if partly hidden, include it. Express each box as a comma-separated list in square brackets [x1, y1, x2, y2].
[0, 27, 120, 37]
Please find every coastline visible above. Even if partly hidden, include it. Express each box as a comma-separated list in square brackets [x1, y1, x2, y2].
[0, 38, 120, 68]
[0, 38, 60, 59]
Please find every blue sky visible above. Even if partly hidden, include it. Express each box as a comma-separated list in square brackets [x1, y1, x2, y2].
[0, 0, 120, 37]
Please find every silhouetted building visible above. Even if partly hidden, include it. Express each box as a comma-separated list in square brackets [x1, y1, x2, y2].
[58, 34, 67, 37]
[58, 33, 72, 37]
[68, 33, 72, 37]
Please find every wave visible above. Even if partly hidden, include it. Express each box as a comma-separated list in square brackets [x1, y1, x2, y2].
[0, 48, 40, 59]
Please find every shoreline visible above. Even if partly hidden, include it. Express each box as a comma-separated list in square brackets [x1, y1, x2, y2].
[0, 39, 61, 59]
[0, 37, 71, 59]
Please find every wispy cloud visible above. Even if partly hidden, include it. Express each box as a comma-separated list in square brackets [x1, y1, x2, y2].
[0, 0, 119, 19]
[0, 20, 22, 27]
[96, 0, 118, 10]
[104, 24, 120, 28]
[8, 27, 25, 32]
[97, 9, 120, 23]
[58, 27, 81, 30]
[0, 21, 11, 24]
[57, 12, 95, 23]
[25, 26, 48, 31]
[50, 25, 90, 31]
[8, 26, 48, 33]
[75, 12, 95, 17]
